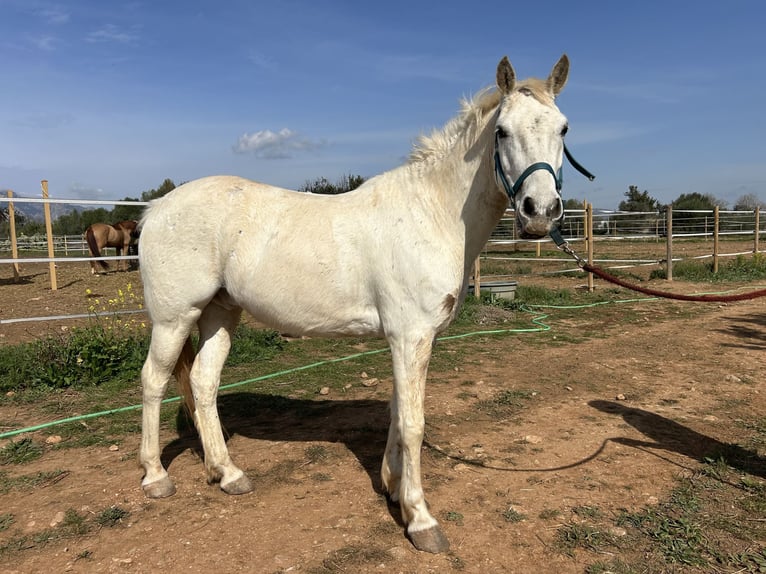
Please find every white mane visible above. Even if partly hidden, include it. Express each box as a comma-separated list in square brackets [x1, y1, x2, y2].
[408, 78, 553, 165]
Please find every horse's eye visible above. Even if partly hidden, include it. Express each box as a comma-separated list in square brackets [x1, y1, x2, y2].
[561, 125, 569, 137]
[495, 126, 509, 139]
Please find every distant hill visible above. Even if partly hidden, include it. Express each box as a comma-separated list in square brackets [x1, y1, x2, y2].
[4, 194, 84, 222]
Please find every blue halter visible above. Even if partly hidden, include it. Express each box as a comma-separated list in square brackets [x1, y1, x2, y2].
[493, 131, 594, 205]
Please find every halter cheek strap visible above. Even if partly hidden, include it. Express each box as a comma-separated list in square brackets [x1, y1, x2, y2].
[494, 132, 595, 206]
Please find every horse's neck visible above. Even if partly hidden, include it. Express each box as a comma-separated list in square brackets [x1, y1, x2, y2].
[409, 124, 508, 265]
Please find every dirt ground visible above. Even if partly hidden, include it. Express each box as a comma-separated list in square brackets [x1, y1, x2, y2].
[0, 260, 765, 573]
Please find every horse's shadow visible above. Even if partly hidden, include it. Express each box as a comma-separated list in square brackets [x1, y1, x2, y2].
[0, 272, 46, 286]
[714, 312, 766, 351]
[160, 392, 391, 493]
[589, 400, 766, 479]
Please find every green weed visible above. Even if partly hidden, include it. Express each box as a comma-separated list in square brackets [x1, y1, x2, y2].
[0, 438, 43, 465]
[555, 523, 616, 556]
[95, 506, 130, 527]
[651, 252, 766, 281]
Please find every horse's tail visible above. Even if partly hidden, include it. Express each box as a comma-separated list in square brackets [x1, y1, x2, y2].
[173, 337, 198, 434]
[85, 226, 109, 270]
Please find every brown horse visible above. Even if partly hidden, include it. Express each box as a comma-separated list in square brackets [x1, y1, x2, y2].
[84, 220, 139, 274]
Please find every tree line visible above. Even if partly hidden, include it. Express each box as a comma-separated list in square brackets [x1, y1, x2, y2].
[1, 175, 369, 238]
[608, 186, 765, 235]
[2, 176, 762, 238]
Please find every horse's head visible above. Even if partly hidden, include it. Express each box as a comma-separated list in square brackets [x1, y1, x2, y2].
[493, 54, 569, 239]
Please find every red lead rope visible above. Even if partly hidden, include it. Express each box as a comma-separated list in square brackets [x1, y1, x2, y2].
[582, 262, 766, 302]
[548, 229, 766, 303]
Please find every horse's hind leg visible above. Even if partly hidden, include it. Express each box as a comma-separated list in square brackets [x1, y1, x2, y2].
[191, 303, 252, 495]
[140, 315, 199, 498]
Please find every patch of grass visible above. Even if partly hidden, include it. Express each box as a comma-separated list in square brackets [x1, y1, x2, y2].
[443, 510, 464, 525]
[225, 326, 284, 365]
[0, 438, 43, 465]
[476, 388, 535, 418]
[619, 507, 706, 566]
[585, 558, 637, 574]
[308, 544, 391, 574]
[311, 472, 333, 482]
[304, 445, 330, 464]
[539, 508, 562, 520]
[572, 505, 602, 519]
[555, 523, 616, 556]
[95, 506, 130, 527]
[650, 253, 766, 282]
[60, 508, 90, 536]
[0, 513, 14, 532]
[0, 469, 68, 493]
[502, 507, 526, 523]
[0, 506, 128, 559]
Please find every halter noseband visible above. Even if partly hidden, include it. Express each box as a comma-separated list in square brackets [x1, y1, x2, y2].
[493, 131, 595, 206]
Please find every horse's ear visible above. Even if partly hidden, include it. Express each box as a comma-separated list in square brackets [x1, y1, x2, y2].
[496, 56, 515, 95]
[548, 54, 569, 96]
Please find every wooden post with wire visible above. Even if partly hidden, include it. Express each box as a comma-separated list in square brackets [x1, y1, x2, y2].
[41, 180, 58, 291]
[713, 205, 719, 274]
[666, 205, 673, 281]
[586, 202, 594, 292]
[473, 255, 481, 297]
[7, 190, 20, 282]
[755, 206, 760, 254]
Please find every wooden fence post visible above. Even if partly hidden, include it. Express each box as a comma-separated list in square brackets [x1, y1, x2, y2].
[713, 206, 719, 274]
[7, 190, 20, 282]
[41, 180, 58, 291]
[586, 202, 594, 292]
[665, 206, 673, 281]
[473, 255, 481, 297]
[755, 207, 761, 254]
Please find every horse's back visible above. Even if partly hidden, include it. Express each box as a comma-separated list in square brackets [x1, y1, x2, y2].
[139, 176, 384, 334]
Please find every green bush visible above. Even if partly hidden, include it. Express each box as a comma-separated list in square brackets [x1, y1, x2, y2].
[650, 253, 766, 282]
[0, 324, 149, 392]
[0, 322, 284, 393]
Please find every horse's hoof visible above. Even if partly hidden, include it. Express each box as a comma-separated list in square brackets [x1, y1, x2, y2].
[142, 476, 176, 498]
[221, 473, 254, 495]
[408, 525, 450, 554]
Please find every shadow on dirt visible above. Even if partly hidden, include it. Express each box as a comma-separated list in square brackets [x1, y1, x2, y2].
[160, 392, 390, 491]
[158, 391, 410, 526]
[0, 272, 46, 286]
[589, 399, 766, 479]
[714, 312, 766, 350]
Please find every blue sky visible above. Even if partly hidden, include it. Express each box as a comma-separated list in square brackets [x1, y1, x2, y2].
[1, 0, 765, 209]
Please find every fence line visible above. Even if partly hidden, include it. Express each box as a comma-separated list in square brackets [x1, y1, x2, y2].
[474, 204, 764, 293]
[2, 191, 764, 291]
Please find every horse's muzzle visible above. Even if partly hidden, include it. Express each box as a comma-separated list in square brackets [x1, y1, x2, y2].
[516, 196, 564, 239]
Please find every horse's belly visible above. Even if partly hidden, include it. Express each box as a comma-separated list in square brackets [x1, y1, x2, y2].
[227, 287, 383, 338]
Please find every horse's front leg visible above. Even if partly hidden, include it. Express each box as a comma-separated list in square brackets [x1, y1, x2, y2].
[383, 332, 449, 554]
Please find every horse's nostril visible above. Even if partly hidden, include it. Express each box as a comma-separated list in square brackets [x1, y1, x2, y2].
[523, 196, 537, 218]
[549, 199, 563, 220]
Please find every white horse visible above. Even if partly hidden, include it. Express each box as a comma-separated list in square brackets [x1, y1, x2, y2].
[139, 54, 572, 553]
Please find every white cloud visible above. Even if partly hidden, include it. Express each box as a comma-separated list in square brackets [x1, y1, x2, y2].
[86, 24, 138, 44]
[39, 7, 70, 25]
[30, 35, 58, 51]
[568, 122, 659, 145]
[233, 128, 327, 159]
